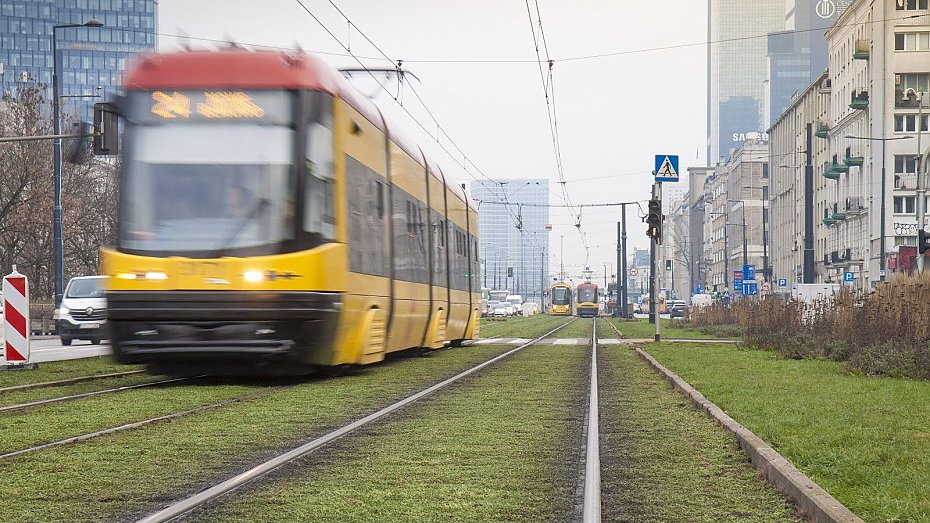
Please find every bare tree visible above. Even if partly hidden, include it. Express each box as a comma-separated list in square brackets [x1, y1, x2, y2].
[0, 83, 118, 299]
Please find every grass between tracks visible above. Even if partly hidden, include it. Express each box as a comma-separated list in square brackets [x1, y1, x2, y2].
[647, 342, 930, 522]
[477, 314, 570, 339]
[0, 344, 519, 522]
[0, 356, 139, 388]
[599, 344, 800, 522]
[190, 344, 589, 523]
[606, 317, 725, 339]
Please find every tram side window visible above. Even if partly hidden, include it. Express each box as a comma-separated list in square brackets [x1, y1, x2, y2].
[304, 95, 334, 240]
[432, 213, 447, 282]
[345, 156, 386, 277]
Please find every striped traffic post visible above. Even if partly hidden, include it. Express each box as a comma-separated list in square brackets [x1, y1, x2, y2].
[2, 266, 32, 367]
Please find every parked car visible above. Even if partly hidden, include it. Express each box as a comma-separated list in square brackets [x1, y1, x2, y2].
[489, 303, 511, 317]
[56, 276, 108, 346]
[667, 300, 688, 318]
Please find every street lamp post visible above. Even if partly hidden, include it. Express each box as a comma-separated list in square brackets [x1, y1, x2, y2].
[52, 19, 104, 306]
[845, 134, 913, 282]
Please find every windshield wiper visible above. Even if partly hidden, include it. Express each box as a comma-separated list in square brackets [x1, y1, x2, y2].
[213, 198, 271, 257]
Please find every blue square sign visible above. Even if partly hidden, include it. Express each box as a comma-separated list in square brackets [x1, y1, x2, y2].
[844, 271, 855, 282]
[743, 264, 756, 281]
[778, 278, 788, 288]
[654, 155, 679, 182]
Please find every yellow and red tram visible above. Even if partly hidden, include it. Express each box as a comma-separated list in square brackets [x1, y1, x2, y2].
[575, 283, 599, 318]
[101, 50, 480, 374]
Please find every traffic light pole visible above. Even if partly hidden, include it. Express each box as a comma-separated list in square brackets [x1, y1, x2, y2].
[649, 182, 662, 341]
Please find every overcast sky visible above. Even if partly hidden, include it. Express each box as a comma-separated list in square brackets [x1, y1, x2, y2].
[158, 0, 708, 280]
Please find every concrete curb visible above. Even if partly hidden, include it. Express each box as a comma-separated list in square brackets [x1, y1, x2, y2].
[634, 347, 864, 523]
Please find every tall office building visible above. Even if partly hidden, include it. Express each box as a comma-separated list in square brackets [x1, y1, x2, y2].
[470, 179, 550, 303]
[0, 0, 157, 121]
[766, 0, 851, 126]
[707, 0, 784, 164]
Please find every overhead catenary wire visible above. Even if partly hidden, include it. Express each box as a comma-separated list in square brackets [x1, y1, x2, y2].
[291, 0, 554, 262]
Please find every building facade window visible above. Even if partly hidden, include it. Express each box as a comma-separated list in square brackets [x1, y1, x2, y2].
[894, 113, 930, 132]
[895, 155, 919, 175]
[895, 31, 930, 51]
[896, 0, 929, 10]
[894, 196, 916, 214]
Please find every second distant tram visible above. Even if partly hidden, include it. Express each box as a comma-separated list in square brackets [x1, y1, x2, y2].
[576, 283, 599, 318]
[548, 282, 573, 316]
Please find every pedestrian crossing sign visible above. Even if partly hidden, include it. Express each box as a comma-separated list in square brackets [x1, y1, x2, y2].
[654, 155, 679, 182]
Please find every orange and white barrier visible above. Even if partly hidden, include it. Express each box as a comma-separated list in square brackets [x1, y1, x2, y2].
[2, 267, 30, 365]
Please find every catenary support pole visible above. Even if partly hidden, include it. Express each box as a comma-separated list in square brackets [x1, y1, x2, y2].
[621, 205, 628, 318]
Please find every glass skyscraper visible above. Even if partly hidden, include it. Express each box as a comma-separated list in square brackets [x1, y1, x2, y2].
[707, 0, 784, 164]
[767, 0, 850, 126]
[470, 179, 550, 303]
[0, 0, 157, 121]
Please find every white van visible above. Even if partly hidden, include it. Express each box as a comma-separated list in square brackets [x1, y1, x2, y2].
[56, 276, 108, 346]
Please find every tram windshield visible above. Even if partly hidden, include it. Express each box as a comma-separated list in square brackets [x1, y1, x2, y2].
[551, 286, 571, 305]
[577, 286, 597, 304]
[120, 90, 295, 254]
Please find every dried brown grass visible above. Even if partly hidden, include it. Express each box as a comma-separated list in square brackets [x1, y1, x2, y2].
[690, 275, 930, 379]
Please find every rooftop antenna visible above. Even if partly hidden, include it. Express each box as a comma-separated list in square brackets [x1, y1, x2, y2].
[222, 33, 246, 50]
[177, 28, 192, 51]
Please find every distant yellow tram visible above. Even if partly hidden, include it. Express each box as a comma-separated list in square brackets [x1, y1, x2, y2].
[548, 282, 573, 316]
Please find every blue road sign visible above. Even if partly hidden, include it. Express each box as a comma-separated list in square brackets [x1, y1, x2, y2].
[654, 154, 680, 182]
[742, 282, 759, 296]
[844, 271, 855, 282]
[778, 278, 788, 288]
[743, 264, 756, 281]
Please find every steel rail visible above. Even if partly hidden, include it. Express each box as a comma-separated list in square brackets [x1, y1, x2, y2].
[137, 318, 577, 523]
[0, 370, 146, 394]
[0, 385, 294, 460]
[0, 376, 195, 413]
[583, 318, 602, 522]
[603, 317, 624, 338]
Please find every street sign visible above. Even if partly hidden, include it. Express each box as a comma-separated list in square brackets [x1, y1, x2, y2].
[654, 154, 680, 182]
[879, 269, 887, 278]
[695, 285, 703, 294]
[734, 271, 744, 281]
[778, 278, 788, 288]
[743, 264, 756, 281]
[762, 281, 772, 292]
[844, 271, 855, 282]
[742, 282, 759, 296]
[733, 277, 743, 294]
[629, 267, 639, 276]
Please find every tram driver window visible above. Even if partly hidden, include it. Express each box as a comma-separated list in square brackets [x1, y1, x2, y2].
[304, 97, 335, 240]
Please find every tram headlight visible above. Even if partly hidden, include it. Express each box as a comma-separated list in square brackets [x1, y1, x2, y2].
[243, 270, 264, 283]
[116, 272, 138, 280]
[145, 272, 167, 280]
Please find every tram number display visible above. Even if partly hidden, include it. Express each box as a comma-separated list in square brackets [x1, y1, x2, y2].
[130, 90, 290, 124]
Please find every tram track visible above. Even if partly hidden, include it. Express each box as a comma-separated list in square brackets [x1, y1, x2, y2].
[0, 376, 198, 414]
[0, 384, 295, 460]
[582, 318, 602, 522]
[135, 318, 578, 523]
[0, 370, 146, 395]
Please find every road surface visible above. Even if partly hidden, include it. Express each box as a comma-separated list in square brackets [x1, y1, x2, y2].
[27, 338, 111, 363]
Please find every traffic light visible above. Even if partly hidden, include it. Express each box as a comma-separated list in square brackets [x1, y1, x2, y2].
[646, 199, 662, 242]
[665, 260, 672, 271]
[919, 229, 930, 255]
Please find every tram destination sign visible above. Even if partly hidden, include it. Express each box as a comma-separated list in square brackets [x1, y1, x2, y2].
[129, 90, 291, 124]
